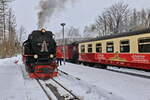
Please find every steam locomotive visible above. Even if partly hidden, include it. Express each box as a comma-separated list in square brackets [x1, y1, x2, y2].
[22, 29, 58, 79]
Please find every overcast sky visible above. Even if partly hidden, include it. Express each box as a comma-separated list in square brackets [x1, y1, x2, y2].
[11, 0, 150, 34]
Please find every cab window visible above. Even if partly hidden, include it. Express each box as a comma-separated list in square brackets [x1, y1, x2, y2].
[106, 42, 114, 53]
[138, 38, 150, 53]
[96, 43, 102, 53]
[120, 40, 130, 53]
[88, 44, 92, 53]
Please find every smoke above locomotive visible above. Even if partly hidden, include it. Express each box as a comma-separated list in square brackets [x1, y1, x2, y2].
[37, 0, 75, 28]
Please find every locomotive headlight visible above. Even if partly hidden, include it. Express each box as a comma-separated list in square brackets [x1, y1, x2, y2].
[34, 54, 38, 59]
[50, 54, 54, 58]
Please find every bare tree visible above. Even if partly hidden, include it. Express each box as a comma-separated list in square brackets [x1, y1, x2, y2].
[140, 9, 147, 27]
[64, 26, 81, 43]
[5, 8, 17, 56]
[18, 26, 27, 44]
[0, 0, 12, 39]
[0, 0, 17, 58]
[83, 24, 98, 38]
[147, 10, 150, 27]
[109, 2, 130, 33]
[95, 2, 131, 36]
[129, 8, 150, 30]
[129, 9, 137, 29]
[67, 26, 80, 38]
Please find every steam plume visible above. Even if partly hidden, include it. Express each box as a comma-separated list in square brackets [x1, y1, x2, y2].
[38, 0, 73, 29]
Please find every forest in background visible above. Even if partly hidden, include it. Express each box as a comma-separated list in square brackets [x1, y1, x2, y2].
[84, 2, 150, 37]
[1, 1, 150, 57]
[0, 0, 23, 58]
[56, 2, 150, 41]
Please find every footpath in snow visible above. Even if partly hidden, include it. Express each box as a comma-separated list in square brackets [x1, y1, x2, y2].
[59, 62, 150, 100]
[0, 56, 48, 100]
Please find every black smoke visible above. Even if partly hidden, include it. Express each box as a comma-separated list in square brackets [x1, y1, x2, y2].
[38, 0, 74, 29]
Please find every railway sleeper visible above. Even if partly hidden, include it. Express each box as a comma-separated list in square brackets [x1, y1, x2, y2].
[46, 83, 79, 100]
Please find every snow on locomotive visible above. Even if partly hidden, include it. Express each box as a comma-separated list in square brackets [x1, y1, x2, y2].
[22, 29, 58, 79]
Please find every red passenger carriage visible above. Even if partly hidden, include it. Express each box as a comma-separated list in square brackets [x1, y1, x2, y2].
[56, 42, 78, 63]
[57, 29, 150, 71]
[78, 29, 150, 70]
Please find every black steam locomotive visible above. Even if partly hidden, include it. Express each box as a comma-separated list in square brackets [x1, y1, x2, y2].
[22, 29, 58, 79]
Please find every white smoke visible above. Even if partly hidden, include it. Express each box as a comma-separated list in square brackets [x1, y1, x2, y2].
[38, 0, 74, 29]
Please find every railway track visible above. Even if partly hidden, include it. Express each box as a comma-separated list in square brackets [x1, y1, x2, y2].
[58, 69, 81, 80]
[65, 62, 150, 80]
[37, 77, 80, 100]
[36, 79, 52, 100]
[37, 64, 150, 100]
[59, 66, 149, 81]
[106, 68, 150, 79]
[47, 79, 80, 100]
[92, 64, 150, 79]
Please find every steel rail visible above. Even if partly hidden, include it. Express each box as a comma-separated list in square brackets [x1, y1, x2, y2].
[58, 69, 81, 80]
[36, 79, 52, 100]
[106, 69, 150, 79]
[51, 78, 80, 100]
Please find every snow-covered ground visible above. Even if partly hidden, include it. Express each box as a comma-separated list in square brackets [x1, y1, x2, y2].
[0, 56, 150, 100]
[53, 72, 124, 100]
[0, 56, 49, 100]
[59, 63, 150, 100]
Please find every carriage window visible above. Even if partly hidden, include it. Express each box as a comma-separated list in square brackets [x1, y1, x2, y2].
[81, 45, 85, 53]
[106, 42, 114, 53]
[96, 43, 102, 53]
[120, 40, 130, 53]
[138, 38, 150, 53]
[88, 44, 92, 53]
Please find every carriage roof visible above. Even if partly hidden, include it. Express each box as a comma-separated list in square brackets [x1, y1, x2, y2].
[78, 28, 150, 43]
